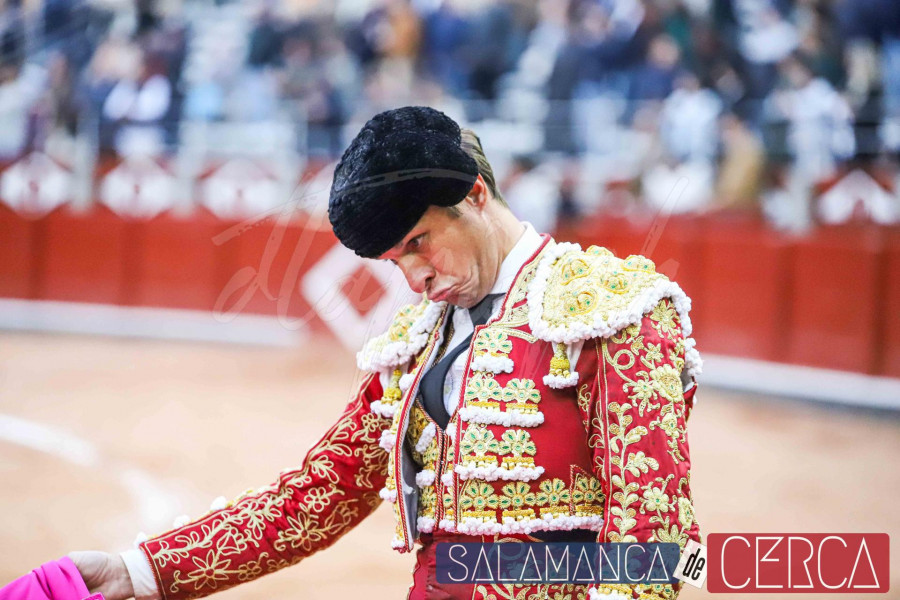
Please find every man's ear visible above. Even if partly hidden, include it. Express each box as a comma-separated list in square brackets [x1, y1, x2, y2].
[464, 175, 488, 209]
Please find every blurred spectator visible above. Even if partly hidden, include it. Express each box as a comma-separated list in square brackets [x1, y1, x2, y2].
[0, 0, 24, 67]
[660, 71, 722, 162]
[102, 50, 173, 156]
[247, 5, 285, 69]
[631, 33, 683, 101]
[0, 61, 44, 159]
[30, 52, 83, 156]
[501, 154, 560, 234]
[766, 53, 855, 182]
[421, 0, 469, 95]
[715, 112, 765, 209]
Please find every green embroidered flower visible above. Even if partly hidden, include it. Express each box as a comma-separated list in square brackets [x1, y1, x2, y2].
[499, 481, 535, 509]
[573, 475, 603, 505]
[501, 379, 542, 405]
[460, 481, 499, 512]
[474, 329, 513, 356]
[498, 429, 536, 457]
[642, 486, 670, 513]
[460, 425, 499, 457]
[536, 479, 570, 506]
[419, 486, 437, 511]
[464, 374, 503, 403]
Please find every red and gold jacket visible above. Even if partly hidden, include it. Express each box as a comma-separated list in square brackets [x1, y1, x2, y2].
[138, 236, 703, 600]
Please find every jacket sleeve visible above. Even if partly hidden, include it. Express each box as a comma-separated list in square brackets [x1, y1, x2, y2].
[138, 371, 391, 600]
[576, 297, 701, 600]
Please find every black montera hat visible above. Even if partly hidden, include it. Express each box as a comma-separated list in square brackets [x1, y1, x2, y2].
[328, 106, 479, 258]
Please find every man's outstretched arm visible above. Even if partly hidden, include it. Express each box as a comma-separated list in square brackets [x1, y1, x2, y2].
[72, 371, 391, 600]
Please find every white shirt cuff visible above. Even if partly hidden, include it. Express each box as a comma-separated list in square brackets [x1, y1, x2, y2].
[120, 548, 160, 600]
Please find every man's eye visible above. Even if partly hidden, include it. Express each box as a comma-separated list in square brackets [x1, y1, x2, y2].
[409, 235, 424, 249]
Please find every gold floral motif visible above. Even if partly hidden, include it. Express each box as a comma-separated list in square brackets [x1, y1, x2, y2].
[561, 257, 591, 285]
[419, 485, 437, 515]
[650, 365, 683, 404]
[623, 254, 656, 274]
[460, 425, 500, 459]
[594, 298, 697, 561]
[572, 473, 604, 507]
[535, 478, 569, 507]
[387, 302, 428, 342]
[497, 429, 537, 457]
[541, 248, 669, 330]
[475, 329, 513, 357]
[600, 271, 629, 294]
[501, 379, 541, 406]
[465, 373, 503, 404]
[459, 481, 500, 515]
[498, 481, 536, 512]
[650, 300, 680, 338]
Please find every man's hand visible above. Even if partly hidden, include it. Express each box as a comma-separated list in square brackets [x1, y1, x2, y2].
[68, 551, 135, 600]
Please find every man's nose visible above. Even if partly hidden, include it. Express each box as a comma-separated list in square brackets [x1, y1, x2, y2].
[398, 258, 433, 294]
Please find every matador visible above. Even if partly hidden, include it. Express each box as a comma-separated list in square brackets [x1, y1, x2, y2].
[78, 106, 703, 600]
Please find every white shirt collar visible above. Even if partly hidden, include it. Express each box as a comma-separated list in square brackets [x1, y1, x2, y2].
[489, 222, 543, 296]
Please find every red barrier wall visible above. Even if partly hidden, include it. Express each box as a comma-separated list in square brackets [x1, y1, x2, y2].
[786, 225, 884, 374]
[1, 205, 898, 378]
[880, 227, 900, 378]
[0, 205, 38, 299]
[39, 205, 131, 304]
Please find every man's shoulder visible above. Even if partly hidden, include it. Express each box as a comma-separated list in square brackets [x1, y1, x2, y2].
[357, 297, 447, 373]
[527, 242, 694, 343]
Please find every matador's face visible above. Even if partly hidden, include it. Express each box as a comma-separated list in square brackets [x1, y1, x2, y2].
[377, 182, 503, 310]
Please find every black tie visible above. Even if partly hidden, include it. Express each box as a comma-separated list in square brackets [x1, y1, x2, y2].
[419, 293, 502, 429]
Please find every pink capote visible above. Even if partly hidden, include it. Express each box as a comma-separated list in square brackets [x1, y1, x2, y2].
[0, 557, 103, 600]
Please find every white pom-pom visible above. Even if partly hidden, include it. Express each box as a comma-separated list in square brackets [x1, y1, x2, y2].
[172, 514, 191, 528]
[209, 495, 228, 511]
[133, 531, 149, 547]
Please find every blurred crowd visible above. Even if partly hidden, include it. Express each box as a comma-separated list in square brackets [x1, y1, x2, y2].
[0, 0, 899, 229]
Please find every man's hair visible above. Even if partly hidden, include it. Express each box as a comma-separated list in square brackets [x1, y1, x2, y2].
[446, 128, 507, 217]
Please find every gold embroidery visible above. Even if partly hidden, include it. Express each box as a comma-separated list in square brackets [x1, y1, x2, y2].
[474, 329, 513, 357]
[148, 372, 389, 596]
[540, 247, 667, 330]
[548, 342, 571, 378]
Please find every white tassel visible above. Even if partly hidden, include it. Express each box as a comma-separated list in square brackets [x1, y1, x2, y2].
[379, 487, 397, 503]
[172, 514, 191, 528]
[454, 463, 545, 482]
[379, 429, 396, 451]
[209, 496, 228, 511]
[470, 354, 515, 374]
[415, 423, 436, 453]
[415, 470, 436, 487]
[543, 371, 580, 389]
[458, 405, 544, 427]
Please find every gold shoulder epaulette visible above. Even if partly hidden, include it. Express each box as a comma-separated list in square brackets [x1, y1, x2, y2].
[527, 242, 693, 343]
[357, 297, 447, 372]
